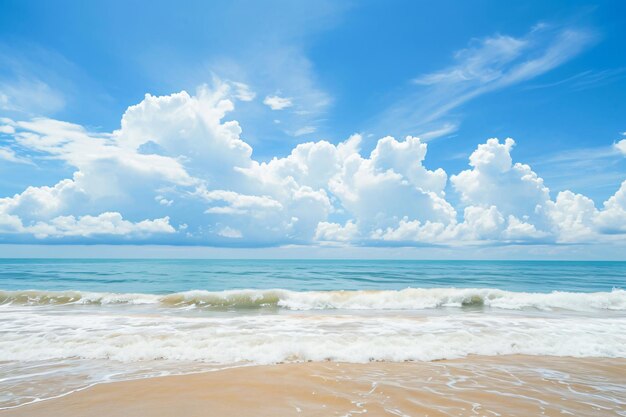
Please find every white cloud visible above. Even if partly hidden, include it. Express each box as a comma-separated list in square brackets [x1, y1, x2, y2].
[180, 6, 337, 138]
[293, 126, 316, 136]
[1, 82, 625, 247]
[315, 221, 358, 242]
[0, 146, 32, 165]
[451, 138, 550, 225]
[0, 175, 84, 223]
[26, 213, 175, 239]
[0, 78, 65, 115]
[366, 136, 625, 246]
[375, 24, 596, 138]
[326, 135, 454, 233]
[371, 206, 547, 245]
[615, 139, 626, 156]
[412, 27, 595, 119]
[547, 191, 598, 242]
[231, 82, 256, 101]
[0, 44, 79, 117]
[199, 188, 283, 214]
[503, 215, 549, 241]
[217, 226, 243, 239]
[0, 210, 174, 239]
[263, 95, 293, 110]
[594, 181, 626, 234]
[416, 123, 458, 142]
[0, 124, 15, 134]
[156, 196, 173, 206]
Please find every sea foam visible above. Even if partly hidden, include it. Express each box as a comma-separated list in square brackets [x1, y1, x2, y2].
[1, 311, 625, 363]
[1, 287, 625, 311]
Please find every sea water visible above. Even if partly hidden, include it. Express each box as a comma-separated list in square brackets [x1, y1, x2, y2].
[1, 259, 625, 409]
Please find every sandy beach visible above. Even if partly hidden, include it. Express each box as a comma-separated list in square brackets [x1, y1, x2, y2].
[2, 262, 625, 415]
[3, 355, 625, 417]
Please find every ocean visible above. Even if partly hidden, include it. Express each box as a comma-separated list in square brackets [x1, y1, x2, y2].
[1, 259, 625, 413]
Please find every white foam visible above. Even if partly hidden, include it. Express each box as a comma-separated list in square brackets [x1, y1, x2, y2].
[2, 290, 625, 410]
[1, 310, 625, 364]
[1, 287, 625, 311]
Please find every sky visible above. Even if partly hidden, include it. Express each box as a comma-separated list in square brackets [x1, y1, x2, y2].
[0, 0, 625, 258]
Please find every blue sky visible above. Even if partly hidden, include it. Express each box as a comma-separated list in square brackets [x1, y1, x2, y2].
[1, 0, 625, 257]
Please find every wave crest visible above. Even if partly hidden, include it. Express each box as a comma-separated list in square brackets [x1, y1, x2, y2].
[1, 287, 625, 311]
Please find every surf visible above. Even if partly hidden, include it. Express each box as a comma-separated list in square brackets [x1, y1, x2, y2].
[1, 287, 625, 311]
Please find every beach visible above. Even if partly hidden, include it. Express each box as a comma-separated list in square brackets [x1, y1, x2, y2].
[3, 356, 626, 417]
[2, 0, 626, 414]
[1, 260, 626, 415]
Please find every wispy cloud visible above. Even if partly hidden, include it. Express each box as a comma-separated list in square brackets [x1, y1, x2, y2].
[530, 142, 626, 196]
[293, 126, 316, 136]
[533, 135, 626, 168]
[0, 42, 115, 120]
[0, 78, 65, 115]
[0, 146, 33, 165]
[524, 68, 626, 91]
[373, 24, 597, 140]
[0, 46, 67, 116]
[415, 123, 458, 142]
[231, 82, 256, 101]
[263, 95, 293, 110]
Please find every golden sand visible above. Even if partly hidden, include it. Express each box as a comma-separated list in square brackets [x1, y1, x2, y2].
[3, 356, 626, 417]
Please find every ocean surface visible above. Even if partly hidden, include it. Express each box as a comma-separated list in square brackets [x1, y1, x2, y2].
[1, 259, 625, 410]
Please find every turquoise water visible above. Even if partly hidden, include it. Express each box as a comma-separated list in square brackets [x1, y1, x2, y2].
[1, 259, 624, 293]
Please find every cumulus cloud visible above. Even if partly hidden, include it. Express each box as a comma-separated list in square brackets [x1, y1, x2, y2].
[615, 139, 626, 156]
[0, 82, 625, 247]
[328, 135, 454, 232]
[263, 95, 293, 110]
[26, 213, 175, 239]
[547, 191, 598, 242]
[0, 210, 174, 239]
[315, 221, 358, 242]
[594, 181, 626, 234]
[451, 138, 550, 224]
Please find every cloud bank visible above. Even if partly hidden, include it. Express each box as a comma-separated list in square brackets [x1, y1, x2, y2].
[0, 82, 625, 247]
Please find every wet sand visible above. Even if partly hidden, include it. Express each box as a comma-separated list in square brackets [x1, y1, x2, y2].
[3, 355, 626, 417]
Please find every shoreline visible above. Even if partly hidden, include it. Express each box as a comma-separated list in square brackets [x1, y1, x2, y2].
[3, 355, 626, 417]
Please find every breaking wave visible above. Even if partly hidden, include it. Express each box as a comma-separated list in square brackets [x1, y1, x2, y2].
[1, 287, 625, 311]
